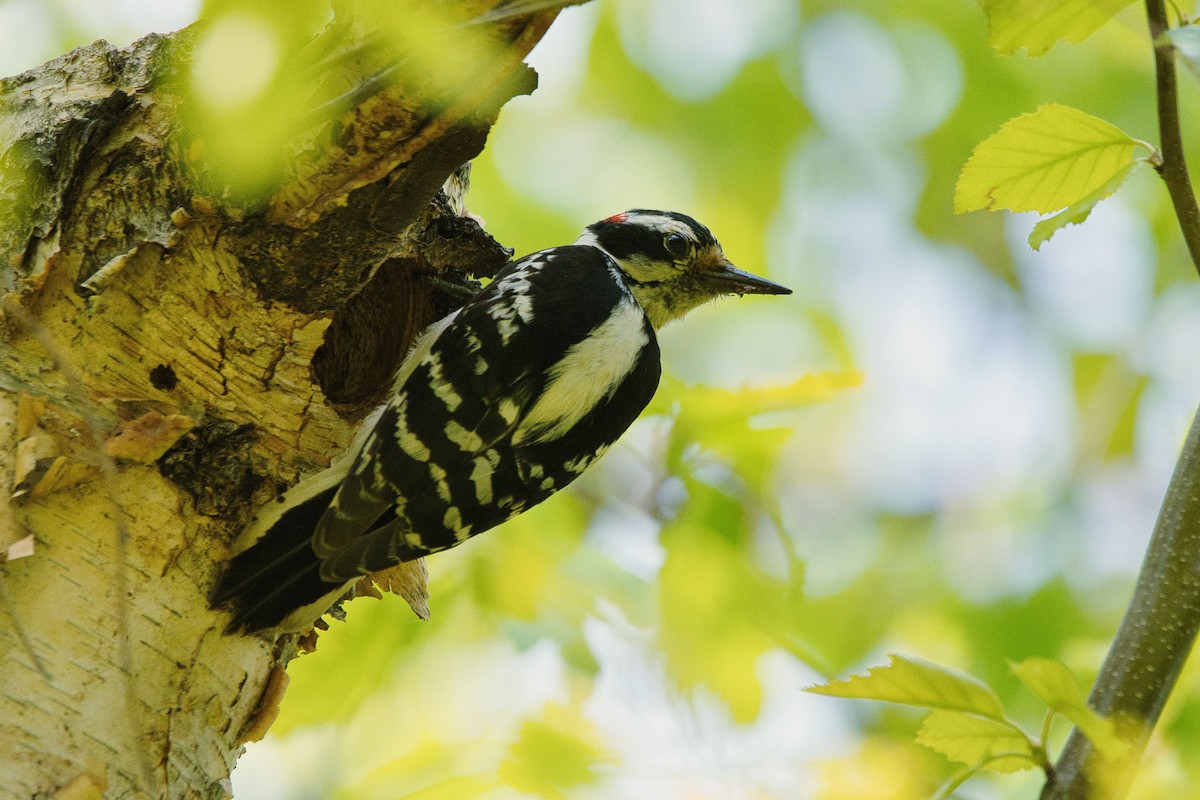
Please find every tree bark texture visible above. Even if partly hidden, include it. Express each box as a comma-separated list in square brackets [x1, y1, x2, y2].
[0, 4, 562, 797]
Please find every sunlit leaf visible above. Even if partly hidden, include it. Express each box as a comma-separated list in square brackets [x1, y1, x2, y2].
[955, 580, 1099, 679]
[955, 105, 1142, 217]
[357, 740, 501, 800]
[466, 491, 589, 622]
[650, 372, 860, 493]
[1010, 658, 1130, 759]
[1072, 354, 1148, 461]
[792, 569, 901, 676]
[813, 738, 940, 800]
[272, 596, 423, 733]
[656, 472, 810, 721]
[648, 372, 860, 420]
[1011, 658, 1080, 704]
[453, 496, 624, 675]
[916, 710, 1037, 773]
[979, 0, 1137, 56]
[659, 514, 773, 721]
[498, 704, 607, 798]
[1027, 160, 1141, 249]
[807, 654, 1007, 720]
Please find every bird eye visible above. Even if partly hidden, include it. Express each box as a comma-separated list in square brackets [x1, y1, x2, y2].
[664, 233, 691, 260]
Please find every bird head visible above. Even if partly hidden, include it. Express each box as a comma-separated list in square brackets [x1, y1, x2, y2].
[577, 209, 791, 328]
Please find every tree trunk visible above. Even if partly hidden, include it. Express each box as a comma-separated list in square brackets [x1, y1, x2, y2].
[0, 4, 563, 797]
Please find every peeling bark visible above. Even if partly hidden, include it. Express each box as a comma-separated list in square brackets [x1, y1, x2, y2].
[0, 3, 562, 797]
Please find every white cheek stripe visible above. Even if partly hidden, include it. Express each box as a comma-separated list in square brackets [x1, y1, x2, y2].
[514, 299, 648, 445]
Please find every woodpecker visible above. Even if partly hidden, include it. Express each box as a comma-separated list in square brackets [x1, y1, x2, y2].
[213, 210, 791, 632]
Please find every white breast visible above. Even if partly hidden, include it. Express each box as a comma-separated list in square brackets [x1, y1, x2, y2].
[514, 298, 649, 446]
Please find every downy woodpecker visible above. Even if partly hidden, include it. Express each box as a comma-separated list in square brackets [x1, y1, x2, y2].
[213, 210, 791, 632]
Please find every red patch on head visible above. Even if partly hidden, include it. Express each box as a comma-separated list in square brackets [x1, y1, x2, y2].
[603, 212, 627, 224]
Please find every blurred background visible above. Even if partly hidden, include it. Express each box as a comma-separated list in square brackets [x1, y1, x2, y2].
[6, 1, 1200, 797]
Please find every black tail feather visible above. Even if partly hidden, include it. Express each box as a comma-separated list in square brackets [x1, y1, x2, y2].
[213, 486, 346, 633]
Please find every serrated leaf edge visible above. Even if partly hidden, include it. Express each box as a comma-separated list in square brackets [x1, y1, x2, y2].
[955, 103, 1138, 215]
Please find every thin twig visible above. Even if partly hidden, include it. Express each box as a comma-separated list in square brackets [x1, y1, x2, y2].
[1148, 0, 1200, 275]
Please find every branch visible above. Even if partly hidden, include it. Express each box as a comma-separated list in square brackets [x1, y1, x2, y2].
[1041, 3, 1200, 796]
[1041, 6, 1200, 796]
[1041, 405, 1200, 799]
[1148, 0, 1200, 276]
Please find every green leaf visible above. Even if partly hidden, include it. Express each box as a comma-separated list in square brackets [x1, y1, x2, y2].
[1166, 25, 1200, 80]
[806, 654, 1007, 720]
[1027, 160, 1141, 249]
[647, 372, 860, 494]
[955, 104, 1139, 216]
[979, 0, 1137, 57]
[1011, 658, 1129, 760]
[272, 594, 422, 733]
[1009, 657, 1086, 709]
[916, 710, 1038, 774]
[658, 507, 776, 722]
[498, 705, 607, 798]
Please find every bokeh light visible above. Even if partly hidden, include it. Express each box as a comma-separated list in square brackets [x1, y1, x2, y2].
[190, 12, 281, 112]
